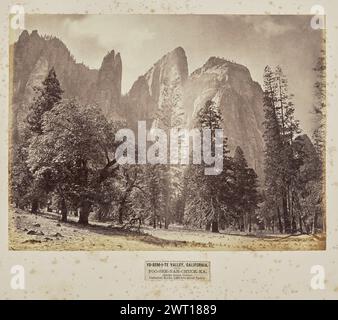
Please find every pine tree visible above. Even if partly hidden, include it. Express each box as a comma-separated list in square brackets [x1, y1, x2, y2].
[198, 100, 224, 232]
[27, 67, 63, 135]
[143, 164, 165, 228]
[245, 168, 260, 232]
[262, 66, 286, 233]
[312, 47, 326, 160]
[232, 147, 247, 231]
[232, 147, 260, 232]
[262, 65, 303, 234]
[152, 78, 185, 229]
[275, 66, 302, 232]
[311, 47, 326, 233]
[185, 100, 232, 233]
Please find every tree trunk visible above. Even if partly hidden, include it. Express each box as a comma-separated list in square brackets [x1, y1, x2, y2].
[60, 198, 67, 222]
[78, 201, 91, 225]
[118, 188, 132, 224]
[321, 202, 326, 234]
[282, 193, 291, 233]
[153, 214, 157, 229]
[298, 212, 303, 234]
[118, 205, 124, 225]
[313, 208, 319, 234]
[291, 216, 297, 234]
[240, 215, 245, 232]
[290, 189, 296, 233]
[31, 198, 39, 214]
[277, 206, 283, 233]
[211, 220, 219, 233]
[164, 217, 169, 229]
[237, 217, 241, 230]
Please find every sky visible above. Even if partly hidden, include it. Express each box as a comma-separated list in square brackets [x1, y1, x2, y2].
[11, 14, 324, 135]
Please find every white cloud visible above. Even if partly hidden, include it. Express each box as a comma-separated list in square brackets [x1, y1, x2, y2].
[65, 15, 155, 54]
[243, 16, 294, 37]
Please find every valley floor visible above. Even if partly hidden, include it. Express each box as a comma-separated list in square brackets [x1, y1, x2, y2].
[9, 209, 325, 251]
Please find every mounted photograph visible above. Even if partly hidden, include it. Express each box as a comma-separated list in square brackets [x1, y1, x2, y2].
[8, 14, 326, 251]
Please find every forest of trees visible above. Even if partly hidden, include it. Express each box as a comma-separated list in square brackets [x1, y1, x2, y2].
[261, 63, 325, 234]
[10, 61, 325, 235]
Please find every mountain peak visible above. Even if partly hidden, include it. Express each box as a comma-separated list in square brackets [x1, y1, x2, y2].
[172, 46, 185, 56]
[115, 52, 121, 65]
[102, 50, 115, 63]
[191, 56, 251, 81]
[96, 49, 122, 118]
[99, 50, 122, 74]
[184, 55, 264, 178]
[205, 56, 228, 67]
[18, 30, 29, 42]
[31, 30, 40, 39]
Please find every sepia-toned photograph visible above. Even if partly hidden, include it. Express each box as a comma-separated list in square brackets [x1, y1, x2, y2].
[8, 14, 326, 251]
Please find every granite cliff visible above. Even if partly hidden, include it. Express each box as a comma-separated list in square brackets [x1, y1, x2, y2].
[125, 53, 265, 177]
[10, 30, 122, 130]
[122, 46, 188, 130]
[184, 56, 265, 177]
[12, 30, 265, 177]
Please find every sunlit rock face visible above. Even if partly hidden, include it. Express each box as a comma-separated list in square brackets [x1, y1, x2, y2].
[122, 46, 189, 130]
[183, 57, 265, 178]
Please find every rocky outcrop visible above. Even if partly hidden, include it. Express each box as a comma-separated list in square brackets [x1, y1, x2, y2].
[94, 50, 122, 118]
[123, 47, 188, 129]
[10, 30, 122, 132]
[11, 31, 266, 179]
[119, 52, 265, 178]
[183, 57, 265, 178]
[11, 30, 98, 106]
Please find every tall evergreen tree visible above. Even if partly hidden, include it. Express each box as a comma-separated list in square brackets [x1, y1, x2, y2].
[262, 66, 286, 232]
[152, 78, 185, 229]
[27, 67, 63, 135]
[262, 65, 303, 233]
[233, 146, 260, 232]
[144, 164, 166, 228]
[274, 66, 302, 232]
[185, 100, 233, 233]
[311, 47, 326, 233]
[245, 168, 261, 232]
[312, 47, 326, 160]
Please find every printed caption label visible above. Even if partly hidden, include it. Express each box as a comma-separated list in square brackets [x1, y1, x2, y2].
[145, 261, 210, 281]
